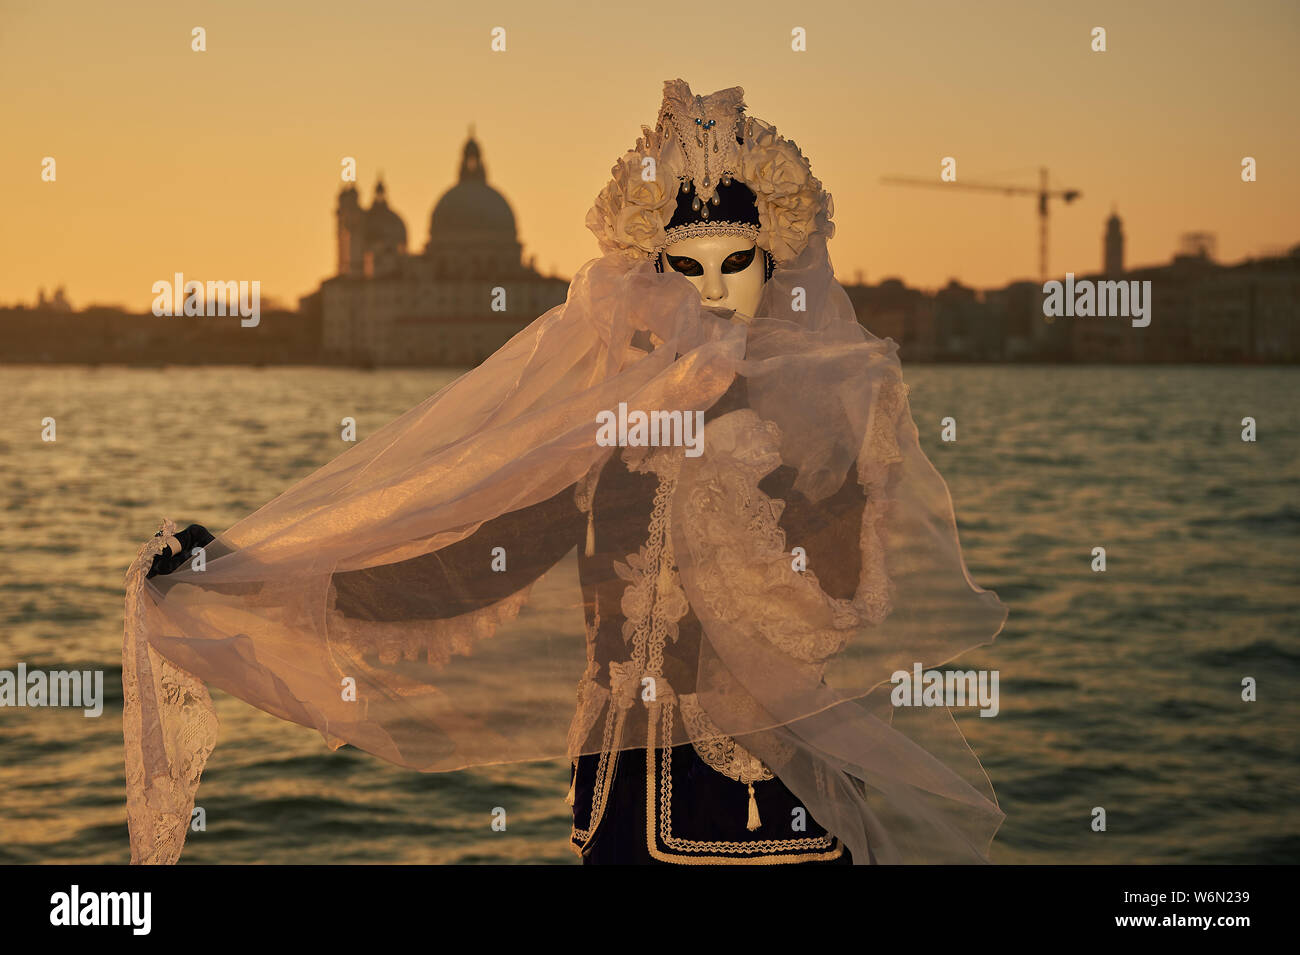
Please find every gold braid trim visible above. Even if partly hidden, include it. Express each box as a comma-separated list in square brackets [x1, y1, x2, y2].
[569, 700, 626, 855]
[644, 699, 844, 865]
[573, 449, 680, 855]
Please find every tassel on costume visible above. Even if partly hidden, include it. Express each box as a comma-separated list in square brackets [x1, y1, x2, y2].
[746, 782, 761, 831]
[564, 761, 577, 806]
[584, 510, 596, 557]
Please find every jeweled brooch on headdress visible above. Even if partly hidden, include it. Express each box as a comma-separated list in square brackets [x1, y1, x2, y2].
[585, 78, 835, 266]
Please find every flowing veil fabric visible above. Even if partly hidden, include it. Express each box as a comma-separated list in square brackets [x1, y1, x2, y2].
[123, 90, 1007, 866]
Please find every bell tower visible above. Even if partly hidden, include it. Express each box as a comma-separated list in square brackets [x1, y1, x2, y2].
[337, 185, 363, 277]
[1104, 208, 1124, 276]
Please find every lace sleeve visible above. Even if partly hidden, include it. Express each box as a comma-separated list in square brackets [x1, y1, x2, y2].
[330, 481, 585, 621]
[758, 460, 867, 602]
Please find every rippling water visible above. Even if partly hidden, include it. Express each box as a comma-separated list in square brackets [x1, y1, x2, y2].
[1, 364, 1296, 864]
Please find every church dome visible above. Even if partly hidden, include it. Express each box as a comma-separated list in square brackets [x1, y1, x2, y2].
[429, 135, 517, 241]
[366, 180, 408, 247]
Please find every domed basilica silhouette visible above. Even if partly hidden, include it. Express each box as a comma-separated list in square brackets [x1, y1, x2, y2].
[304, 130, 568, 366]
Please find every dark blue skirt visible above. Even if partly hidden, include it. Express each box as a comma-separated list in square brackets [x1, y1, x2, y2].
[571, 742, 865, 865]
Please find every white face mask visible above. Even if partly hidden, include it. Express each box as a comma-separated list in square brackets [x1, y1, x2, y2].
[660, 234, 766, 324]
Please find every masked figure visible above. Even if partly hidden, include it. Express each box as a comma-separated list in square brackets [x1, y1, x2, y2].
[126, 79, 1008, 866]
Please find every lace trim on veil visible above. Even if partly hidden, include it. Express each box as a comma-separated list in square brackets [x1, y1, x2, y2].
[324, 583, 534, 667]
[123, 519, 219, 865]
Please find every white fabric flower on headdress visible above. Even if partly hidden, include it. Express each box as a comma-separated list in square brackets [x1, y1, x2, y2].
[585, 125, 687, 259]
[740, 117, 835, 263]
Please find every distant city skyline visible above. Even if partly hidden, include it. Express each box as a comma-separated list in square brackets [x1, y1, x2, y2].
[14, 205, 1294, 315]
[2, 0, 1297, 311]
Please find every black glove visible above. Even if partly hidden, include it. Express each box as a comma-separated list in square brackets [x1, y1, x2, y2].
[147, 523, 215, 578]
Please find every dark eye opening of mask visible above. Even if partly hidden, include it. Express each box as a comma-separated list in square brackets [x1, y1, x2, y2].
[658, 245, 774, 280]
[722, 246, 756, 273]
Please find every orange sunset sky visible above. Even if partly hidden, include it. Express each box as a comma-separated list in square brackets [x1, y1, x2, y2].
[1, 0, 1297, 312]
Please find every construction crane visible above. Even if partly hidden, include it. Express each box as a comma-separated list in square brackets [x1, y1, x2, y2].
[880, 167, 1081, 282]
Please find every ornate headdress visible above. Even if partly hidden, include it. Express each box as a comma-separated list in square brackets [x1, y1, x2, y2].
[586, 79, 835, 266]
